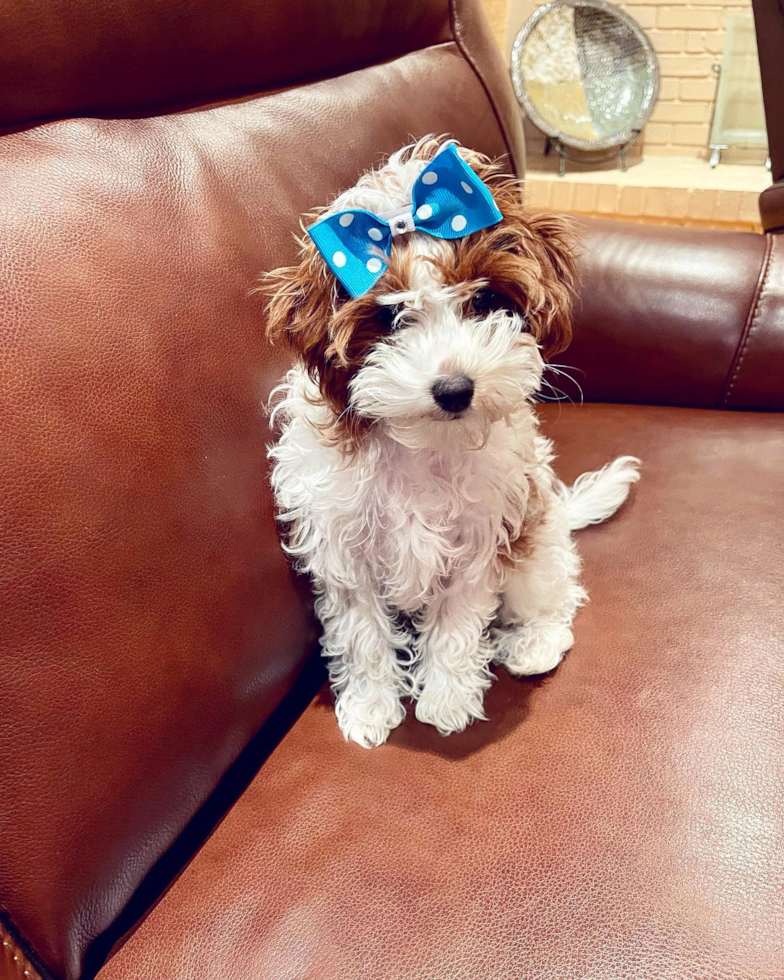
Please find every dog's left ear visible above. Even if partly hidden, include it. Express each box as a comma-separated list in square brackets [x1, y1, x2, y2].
[453, 153, 577, 358]
[520, 210, 576, 358]
[472, 169, 576, 358]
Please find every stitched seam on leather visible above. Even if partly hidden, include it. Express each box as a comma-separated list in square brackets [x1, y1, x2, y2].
[448, 0, 521, 177]
[0, 919, 43, 980]
[720, 233, 774, 407]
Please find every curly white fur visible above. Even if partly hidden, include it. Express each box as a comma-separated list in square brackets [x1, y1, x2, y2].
[268, 141, 640, 747]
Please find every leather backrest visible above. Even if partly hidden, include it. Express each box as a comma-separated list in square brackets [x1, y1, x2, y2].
[0, 0, 452, 127]
[0, 2, 523, 978]
[565, 219, 784, 410]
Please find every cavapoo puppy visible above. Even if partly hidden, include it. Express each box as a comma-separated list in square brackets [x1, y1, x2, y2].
[264, 136, 639, 747]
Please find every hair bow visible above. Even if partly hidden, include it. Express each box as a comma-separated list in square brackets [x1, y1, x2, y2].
[306, 143, 503, 299]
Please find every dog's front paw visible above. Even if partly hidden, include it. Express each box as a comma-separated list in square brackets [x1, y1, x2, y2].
[334, 682, 406, 748]
[494, 623, 573, 676]
[414, 667, 489, 736]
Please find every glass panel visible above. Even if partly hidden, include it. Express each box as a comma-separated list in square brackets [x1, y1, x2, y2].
[710, 15, 767, 149]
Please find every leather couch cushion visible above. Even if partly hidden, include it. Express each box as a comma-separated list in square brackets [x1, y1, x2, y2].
[0, 38, 516, 980]
[100, 403, 784, 980]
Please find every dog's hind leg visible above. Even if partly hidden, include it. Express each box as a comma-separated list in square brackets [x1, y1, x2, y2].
[493, 494, 586, 676]
[494, 457, 638, 675]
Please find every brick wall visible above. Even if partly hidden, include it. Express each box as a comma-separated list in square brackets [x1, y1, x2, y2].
[619, 0, 752, 157]
[481, 0, 510, 44]
[500, 0, 754, 159]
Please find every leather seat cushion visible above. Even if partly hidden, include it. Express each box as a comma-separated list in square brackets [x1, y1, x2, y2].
[100, 403, 784, 980]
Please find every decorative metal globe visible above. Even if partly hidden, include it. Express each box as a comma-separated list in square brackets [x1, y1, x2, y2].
[511, 0, 659, 155]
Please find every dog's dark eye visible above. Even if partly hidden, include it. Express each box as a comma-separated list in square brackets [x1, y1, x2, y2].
[469, 288, 529, 330]
[471, 288, 518, 316]
[376, 303, 400, 330]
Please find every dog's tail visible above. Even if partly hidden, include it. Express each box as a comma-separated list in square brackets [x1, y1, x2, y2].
[561, 456, 641, 531]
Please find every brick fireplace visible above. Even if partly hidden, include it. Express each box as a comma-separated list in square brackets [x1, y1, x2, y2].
[481, 0, 770, 229]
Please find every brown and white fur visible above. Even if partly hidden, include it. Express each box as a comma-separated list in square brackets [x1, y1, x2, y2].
[264, 137, 639, 747]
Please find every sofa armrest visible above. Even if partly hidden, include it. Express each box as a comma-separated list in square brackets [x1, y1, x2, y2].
[752, 0, 784, 231]
[560, 218, 784, 410]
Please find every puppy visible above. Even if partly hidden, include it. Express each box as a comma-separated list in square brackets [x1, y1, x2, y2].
[264, 136, 639, 747]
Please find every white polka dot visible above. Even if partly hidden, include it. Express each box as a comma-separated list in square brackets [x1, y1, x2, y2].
[332, 250, 347, 268]
[416, 204, 433, 221]
[366, 257, 383, 273]
[339, 213, 354, 227]
[461, 181, 474, 194]
[368, 227, 383, 241]
[421, 171, 438, 185]
[451, 214, 467, 232]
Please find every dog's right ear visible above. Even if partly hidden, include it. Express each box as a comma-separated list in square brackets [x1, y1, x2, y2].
[262, 233, 339, 379]
[262, 235, 373, 453]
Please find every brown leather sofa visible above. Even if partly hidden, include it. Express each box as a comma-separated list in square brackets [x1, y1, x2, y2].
[754, 0, 784, 231]
[1, 1, 782, 978]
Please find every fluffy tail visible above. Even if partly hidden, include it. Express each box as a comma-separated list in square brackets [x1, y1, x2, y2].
[562, 456, 641, 531]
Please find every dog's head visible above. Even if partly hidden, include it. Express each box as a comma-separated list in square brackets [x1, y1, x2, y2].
[264, 137, 575, 452]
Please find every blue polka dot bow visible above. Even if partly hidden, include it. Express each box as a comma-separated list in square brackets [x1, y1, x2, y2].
[306, 143, 503, 299]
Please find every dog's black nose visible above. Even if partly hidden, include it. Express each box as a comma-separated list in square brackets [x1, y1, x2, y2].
[432, 375, 474, 414]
